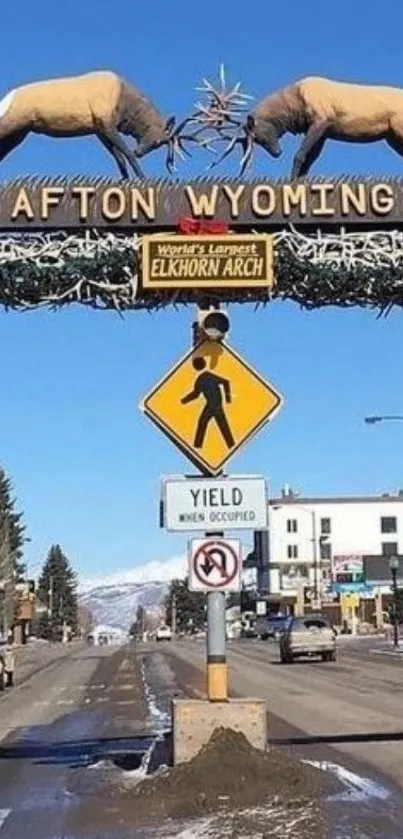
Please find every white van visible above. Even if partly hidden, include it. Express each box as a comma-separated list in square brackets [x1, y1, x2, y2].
[156, 624, 172, 641]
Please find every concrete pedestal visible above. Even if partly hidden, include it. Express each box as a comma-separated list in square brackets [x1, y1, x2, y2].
[172, 697, 267, 764]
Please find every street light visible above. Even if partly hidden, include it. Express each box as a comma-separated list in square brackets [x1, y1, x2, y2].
[365, 415, 403, 425]
[389, 556, 400, 649]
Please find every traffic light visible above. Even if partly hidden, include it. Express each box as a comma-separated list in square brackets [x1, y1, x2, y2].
[193, 308, 230, 344]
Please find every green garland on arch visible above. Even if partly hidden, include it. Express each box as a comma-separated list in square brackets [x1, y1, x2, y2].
[0, 229, 402, 313]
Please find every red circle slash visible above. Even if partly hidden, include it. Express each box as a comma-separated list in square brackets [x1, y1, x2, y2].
[193, 539, 239, 588]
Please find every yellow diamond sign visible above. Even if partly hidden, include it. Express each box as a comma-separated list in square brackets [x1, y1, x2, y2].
[140, 340, 283, 475]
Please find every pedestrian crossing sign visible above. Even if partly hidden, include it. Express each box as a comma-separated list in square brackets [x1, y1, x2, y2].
[140, 339, 283, 476]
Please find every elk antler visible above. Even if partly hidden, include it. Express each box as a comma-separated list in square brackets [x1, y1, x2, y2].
[165, 113, 217, 172]
[195, 64, 253, 130]
[185, 65, 254, 172]
[163, 66, 253, 172]
[209, 125, 255, 174]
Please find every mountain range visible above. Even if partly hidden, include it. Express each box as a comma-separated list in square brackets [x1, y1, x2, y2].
[78, 554, 187, 631]
[78, 551, 256, 631]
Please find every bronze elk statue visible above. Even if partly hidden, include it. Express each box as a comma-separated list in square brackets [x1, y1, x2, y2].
[0, 70, 197, 179]
[210, 76, 403, 177]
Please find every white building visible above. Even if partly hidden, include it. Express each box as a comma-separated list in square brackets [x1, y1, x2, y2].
[268, 487, 403, 599]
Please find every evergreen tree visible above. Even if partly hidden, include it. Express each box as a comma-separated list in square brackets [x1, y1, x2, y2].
[0, 467, 26, 581]
[0, 467, 27, 634]
[37, 545, 78, 641]
[165, 578, 205, 633]
[129, 605, 146, 637]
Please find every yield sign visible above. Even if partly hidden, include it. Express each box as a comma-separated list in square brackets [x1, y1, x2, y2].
[140, 340, 283, 476]
[189, 538, 241, 592]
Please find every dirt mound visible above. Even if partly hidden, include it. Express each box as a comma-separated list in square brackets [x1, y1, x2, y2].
[132, 727, 331, 826]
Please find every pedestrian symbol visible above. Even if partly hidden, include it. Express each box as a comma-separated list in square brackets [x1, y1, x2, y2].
[140, 340, 283, 476]
[181, 356, 235, 450]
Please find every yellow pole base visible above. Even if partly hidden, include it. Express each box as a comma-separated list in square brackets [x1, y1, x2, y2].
[207, 661, 228, 701]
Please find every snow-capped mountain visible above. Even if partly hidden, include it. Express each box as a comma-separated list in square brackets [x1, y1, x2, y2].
[78, 554, 186, 631]
[78, 548, 256, 632]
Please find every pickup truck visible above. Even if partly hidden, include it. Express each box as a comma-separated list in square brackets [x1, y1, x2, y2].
[255, 614, 288, 640]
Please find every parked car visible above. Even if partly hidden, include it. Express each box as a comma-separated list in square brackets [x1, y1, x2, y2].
[279, 614, 336, 664]
[156, 624, 172, 641]
[0, 640, 15, 690]
[241, 624, 258, 639]
[256, 614, 288, 640]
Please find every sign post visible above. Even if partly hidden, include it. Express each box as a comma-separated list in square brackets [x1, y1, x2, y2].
[189, 534, 242, 700]
[141, 301, 282, 706]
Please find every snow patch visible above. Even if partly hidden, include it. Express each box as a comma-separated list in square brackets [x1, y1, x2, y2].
[155, 801, 316, 839]
[0, 810, 11, 830]
[158, 819, 215, 839]
[141, 662, 171, 732]
[302, 759, 390, 802]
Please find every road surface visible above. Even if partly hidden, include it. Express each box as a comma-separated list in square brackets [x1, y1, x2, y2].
[1, 638, 402, 838]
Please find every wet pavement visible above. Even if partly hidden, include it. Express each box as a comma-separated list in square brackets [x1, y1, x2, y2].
[0, 642, 403, 837]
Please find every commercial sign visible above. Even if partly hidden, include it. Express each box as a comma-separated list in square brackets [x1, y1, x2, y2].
[188, 537, 242, 592]
[0, 178, 400, 230]
[162, 475, 268, 531]
[141, 234, 273, 290]
[140, 339, 283, 476]
[332, 554, 364, 583]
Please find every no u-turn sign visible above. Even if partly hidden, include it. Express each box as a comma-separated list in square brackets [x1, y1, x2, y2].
[188, 537, 242, 592]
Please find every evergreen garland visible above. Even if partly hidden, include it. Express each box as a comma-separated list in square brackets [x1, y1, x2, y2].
[0, 230, 403, 313]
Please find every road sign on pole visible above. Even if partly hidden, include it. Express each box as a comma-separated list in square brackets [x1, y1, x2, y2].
[161, 474, 268, 532]
[189, 538, 242, 592]
[140, 340, 283, 476]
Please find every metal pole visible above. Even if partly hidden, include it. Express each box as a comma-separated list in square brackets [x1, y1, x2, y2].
[3, 519, 13, 639]
[312, 511, 321, 610]
[392, 568, 399, 648]
[192, 307, 228, 701]
[171, 594, 177, 639]
[205, 530, 228, 701]
[48, 574, 54, 640]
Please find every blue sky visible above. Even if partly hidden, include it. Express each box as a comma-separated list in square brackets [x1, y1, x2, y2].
[1, 0, 403, 581]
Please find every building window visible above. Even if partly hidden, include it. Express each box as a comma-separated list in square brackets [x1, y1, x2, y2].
[321, 517, 331, 534]
[287, 544, 298, 559]
[320, 541, 332, 561]
[381, 516, 397, 534]
[382, 542, 398, 556]
[287, 519, 298, 533]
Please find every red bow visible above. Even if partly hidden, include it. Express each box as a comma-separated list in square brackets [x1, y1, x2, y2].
[178, 217, 229, 235]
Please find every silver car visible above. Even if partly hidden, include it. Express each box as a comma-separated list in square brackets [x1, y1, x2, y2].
[279, 615, 337, 664]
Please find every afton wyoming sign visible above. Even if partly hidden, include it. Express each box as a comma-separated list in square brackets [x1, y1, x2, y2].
[0, 179, 401, 230]
[162, 475, 268, 531]
[141, 234, 273, 289]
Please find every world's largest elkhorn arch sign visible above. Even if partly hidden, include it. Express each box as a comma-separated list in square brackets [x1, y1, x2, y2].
[1, 67, 403, 314]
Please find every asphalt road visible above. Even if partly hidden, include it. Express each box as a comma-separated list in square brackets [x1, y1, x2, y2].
[2, 638, 403, 839]
[0, 643, 156, 838]
[169, 636, 403, 790]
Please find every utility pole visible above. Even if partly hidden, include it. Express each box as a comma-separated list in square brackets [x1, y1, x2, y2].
[48, 574, 54, 640]
[312, 511, 322, 611]
[171, 593, 177, 639]
[1, 518, 14, 640]
[389, 556, 399, 648]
